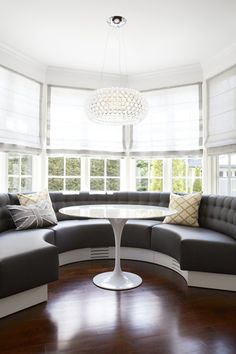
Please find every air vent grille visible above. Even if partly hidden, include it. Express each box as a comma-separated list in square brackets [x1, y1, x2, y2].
[90, 247, 110, 259]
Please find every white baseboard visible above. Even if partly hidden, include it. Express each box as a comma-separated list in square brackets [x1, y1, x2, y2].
[188, 271, 236, 291]
[0, 285, 48, 318]
[59, 247, 236, 292]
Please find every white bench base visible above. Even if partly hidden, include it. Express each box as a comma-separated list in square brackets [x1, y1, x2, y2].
[0, 285, 47, 319]
[59, 247, 236, 292]
[2, 246, 235, 319]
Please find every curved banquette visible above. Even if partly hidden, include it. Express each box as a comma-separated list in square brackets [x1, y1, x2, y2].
[1, 191, 236, 318]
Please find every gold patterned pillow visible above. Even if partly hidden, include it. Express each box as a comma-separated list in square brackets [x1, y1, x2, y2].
[163, 192, 202, 227]
[17, 189, 57, 221]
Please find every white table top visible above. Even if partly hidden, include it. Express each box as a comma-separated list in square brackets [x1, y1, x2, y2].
[59, 204, 175, 220]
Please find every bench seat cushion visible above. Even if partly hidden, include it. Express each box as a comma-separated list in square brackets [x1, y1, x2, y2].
[151, 224, 236, 275]
[0, 229, 58, 298]
[121, 219, 161, 249]
[51, 219, 114, 253]
[52, 219, 161, 253]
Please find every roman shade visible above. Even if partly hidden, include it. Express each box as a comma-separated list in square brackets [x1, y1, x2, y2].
[0, 65, 41, 152]
[130, 84, 202, 157]
[206, 65, 236, 155]
[47, 86, 124, 156]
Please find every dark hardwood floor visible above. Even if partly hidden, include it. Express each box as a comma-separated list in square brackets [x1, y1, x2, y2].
[1, 260, 236, 354]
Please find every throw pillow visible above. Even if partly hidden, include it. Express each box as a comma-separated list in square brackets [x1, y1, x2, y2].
[7, 200, 58, 231]
[163, 192, 202, 227]
[17, 189, 57, 221]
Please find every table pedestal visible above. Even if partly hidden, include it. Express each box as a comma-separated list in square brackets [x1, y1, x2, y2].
[93, 218, 142, 290]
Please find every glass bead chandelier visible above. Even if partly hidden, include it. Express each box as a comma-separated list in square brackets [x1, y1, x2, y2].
[86, 16, 148, 126]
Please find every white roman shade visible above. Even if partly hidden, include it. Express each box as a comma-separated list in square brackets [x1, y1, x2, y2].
[0, 66, 41, 151]
[131, 84, 202, 157]
[206, 65, 236, 155]
[48, 86, 124, 155]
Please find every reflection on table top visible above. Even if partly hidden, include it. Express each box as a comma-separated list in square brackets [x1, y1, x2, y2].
[59, 204, 176, 220]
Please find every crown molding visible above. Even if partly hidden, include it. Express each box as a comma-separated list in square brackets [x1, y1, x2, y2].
[0, 41, 46, 81]
[202, 43, 236, 79]
[130, 63, 202, 79]
[46, 66, 128, 88]
[128, 63, 203, 90]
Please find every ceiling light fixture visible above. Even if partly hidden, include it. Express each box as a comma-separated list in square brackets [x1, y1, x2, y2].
[86, 16, 148, 126]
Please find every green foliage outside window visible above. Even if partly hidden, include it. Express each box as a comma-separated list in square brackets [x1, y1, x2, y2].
[150, 179, 163, 191]
[90, 159, 104, 176]
[90, 178, 104, 191]
[21, 155, 32, 175]
[48, 178, 64, 191]
[8, 177, 19, 193]
[66, 178, 80, 191]
[192, 167, 202, 192]
[21, 177, 32, 192]
[136, 178, 148, 191]
[136, 160, 163, 191]
[150, 160, 163, 177]
[48, 157, 81, 192]
[8, 154, 32, 193]
[8, 155, 20, 175]
[107, 160, 120, 176]
[172, 178, 186, 193]
[172, 159, 186, 177]
[107, 178, 120, 191]
[66, 158, 80, 176]
[136, 160, 148, 177]
[48, 157, 64, 176]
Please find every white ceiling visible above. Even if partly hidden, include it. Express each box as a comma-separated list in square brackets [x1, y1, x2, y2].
[0, 0, 236, 74]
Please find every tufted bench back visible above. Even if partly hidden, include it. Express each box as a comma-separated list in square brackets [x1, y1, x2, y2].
[49, 192, 170, 221]
[199, 195, 236, 240]
[1, 192, 236, 241]
[0, 193, 19, 232]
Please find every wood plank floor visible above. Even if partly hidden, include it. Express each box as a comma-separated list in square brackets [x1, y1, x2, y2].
[1, 260, 236, 354]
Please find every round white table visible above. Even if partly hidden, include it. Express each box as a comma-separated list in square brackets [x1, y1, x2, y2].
[59, 204, 175, 291]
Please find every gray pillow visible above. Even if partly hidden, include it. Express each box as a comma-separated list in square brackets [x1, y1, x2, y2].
[7, 201, 58, 230]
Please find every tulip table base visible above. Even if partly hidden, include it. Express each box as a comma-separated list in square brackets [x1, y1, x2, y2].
[93, 271, 142, 290]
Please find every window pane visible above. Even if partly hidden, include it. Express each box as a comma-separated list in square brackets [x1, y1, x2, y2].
[172, 178, 186, 192]
[66, 178, 80, 191]
[90, 178, 104, 191]
[136, 178, 148, 191]
[136, 160, 148, 177]
[107, 160, 120, 177]
[150, 179, 163, 191]
[192, 178, 202, 193]
[231, 179, 236, 196]
[8, 177, 19, 193]
[21, 177, 32, 192]
[231, 154, 236, 165]
[21, 155, 32, 175]
[48, 157, 64, 176]
[48, 178, 64, 191]
[107, 178, 120, 191]
[219, 155, 229, 166]
[66, 158, 80, 176]
[8, 155, 20, 175]
[219, 178, 228, 195]
[172, 159, 186, 177]
[90, 159, 104, 176]
[150, 160, 163, 177]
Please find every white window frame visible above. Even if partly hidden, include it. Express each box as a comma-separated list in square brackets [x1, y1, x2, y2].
[7, 153, 34, 193]
[217, 154, 236, 196]
[47, 155, 82, 192]
[89, 157, 122, 193]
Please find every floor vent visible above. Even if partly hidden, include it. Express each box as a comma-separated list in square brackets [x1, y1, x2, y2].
[90, 248, 110, 259]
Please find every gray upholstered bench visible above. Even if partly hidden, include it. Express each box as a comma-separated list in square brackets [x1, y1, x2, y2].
[1, 191, 236, 318]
